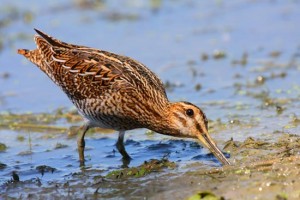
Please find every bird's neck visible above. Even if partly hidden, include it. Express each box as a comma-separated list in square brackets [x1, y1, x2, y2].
[145, 102, 180, 136]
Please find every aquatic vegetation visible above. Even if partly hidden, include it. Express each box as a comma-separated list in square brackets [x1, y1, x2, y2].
[0, 143, 7, 152]
[106, 159, 176, 179]
[36, 165, 56, 176]
[187, 191, 223, 200]
[212, 50, 226, 60]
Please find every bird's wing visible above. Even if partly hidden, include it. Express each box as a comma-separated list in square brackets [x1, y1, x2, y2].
[33, 29, 168, 101]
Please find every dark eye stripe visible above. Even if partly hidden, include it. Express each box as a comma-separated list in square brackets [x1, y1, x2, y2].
[196, 109, 208, 130]
[196, 123, 203, 133]
[173, 112, 187, 126]
[200, 112, 208, 130]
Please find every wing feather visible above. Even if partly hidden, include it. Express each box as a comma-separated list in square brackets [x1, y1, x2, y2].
[32, 29, 168, 101]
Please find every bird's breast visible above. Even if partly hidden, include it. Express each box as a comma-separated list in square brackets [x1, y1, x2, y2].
[70, 96, 146, 131]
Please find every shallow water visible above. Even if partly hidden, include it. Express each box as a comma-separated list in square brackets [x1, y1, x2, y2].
[1, 0, 300, 199]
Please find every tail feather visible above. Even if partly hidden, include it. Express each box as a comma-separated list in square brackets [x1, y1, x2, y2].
[18, 29, 60, 80]
[17, 48, 42, 67]
[34, 28, 65, 48]
[17, 49, 30, 56]
[18, 29, 75, 77]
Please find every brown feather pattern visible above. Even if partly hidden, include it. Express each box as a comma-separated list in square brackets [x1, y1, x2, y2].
[18, 29, 169, 131]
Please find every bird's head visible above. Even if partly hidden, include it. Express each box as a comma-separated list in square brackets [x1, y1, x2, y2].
[165, 101, 230, 165]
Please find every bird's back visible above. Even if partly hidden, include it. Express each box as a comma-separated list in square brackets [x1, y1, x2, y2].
[18, 29, 169, 130]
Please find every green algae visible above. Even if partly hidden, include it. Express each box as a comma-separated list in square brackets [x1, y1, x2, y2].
[232, 52, 248, 66]
[0, 109, 113, 134]
[212, 50, 226, 59]
[106, 159, 176, 179]
[0, 108, 80, 127]
[16, 135, 25, 142]
[187, 191, 223, 200]
[54, 143, 68, 149]
[0, 143, 7, 152]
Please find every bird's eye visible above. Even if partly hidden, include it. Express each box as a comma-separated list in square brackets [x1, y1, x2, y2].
[186, 109, 194, 116]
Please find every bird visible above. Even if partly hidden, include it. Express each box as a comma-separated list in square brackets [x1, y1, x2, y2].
[18, 29, 230, 166]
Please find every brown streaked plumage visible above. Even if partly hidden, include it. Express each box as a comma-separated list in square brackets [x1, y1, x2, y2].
[18, 29, 230, 166]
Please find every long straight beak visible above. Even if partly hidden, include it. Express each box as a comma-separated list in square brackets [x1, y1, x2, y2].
[197, 131, 231, 165]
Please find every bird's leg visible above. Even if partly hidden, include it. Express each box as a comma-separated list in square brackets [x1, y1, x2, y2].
[77, 123, 90, 166]
[116, 131, 131, 160]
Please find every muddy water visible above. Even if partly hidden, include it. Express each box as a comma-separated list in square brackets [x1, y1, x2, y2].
[1, 0, 300, 199]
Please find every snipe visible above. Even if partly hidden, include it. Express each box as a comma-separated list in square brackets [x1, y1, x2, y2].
[18, 29, 230, 166]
